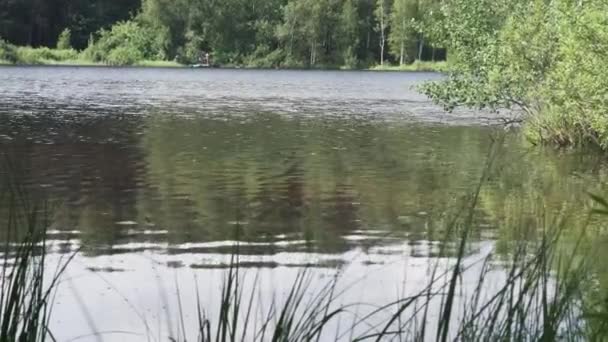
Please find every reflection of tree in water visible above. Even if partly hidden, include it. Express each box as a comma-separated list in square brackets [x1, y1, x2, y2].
[251, 155, 306, 235]
[0, 113, 144, 249]
[5, 111, 608, 261]
[135, 114, 580, 250]
[314, 183, 362, 252]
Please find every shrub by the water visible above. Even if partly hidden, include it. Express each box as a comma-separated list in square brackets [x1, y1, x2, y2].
[56, 28, 72, 50]
[422, 0, 608, 150]
[84, 20, 166, 66]
[525, 2, 608, 148]
[106, 45, 144, 66]
[244, 46, 286, 68]
[0, 38, 17, 63]
[341, 47, 359, 70]
[370, 60, 448, 72]
[0, 35, 80, 65]
[14, 46, 79, 64]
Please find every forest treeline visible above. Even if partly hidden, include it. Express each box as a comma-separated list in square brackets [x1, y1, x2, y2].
[0, 0, 139, 49]
[0, 0, 445, 68]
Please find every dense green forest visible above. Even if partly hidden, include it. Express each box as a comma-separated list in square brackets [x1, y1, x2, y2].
[0, 0, 445, 67]
[0, 0, 139, 49]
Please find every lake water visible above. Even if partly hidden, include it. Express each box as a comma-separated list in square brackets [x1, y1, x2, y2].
[0, 66, 606, 341]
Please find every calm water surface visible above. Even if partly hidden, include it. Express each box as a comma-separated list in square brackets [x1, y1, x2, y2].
[0, 66, 606, 341]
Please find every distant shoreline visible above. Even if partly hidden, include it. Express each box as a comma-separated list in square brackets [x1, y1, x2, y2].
[0, 59, 447, 72]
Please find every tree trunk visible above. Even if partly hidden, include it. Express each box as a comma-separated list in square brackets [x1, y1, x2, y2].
[380, 36, 384, 66]
[417, 34, 425, 61]
[379, 3, 385, 66]
[379, 18, 385, 66]
[400, 20, 407, 65]
[366, 8, 371, 51]
[288, 21, 295, 58]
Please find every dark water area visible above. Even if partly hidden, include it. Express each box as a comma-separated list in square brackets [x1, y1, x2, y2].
[0, 67, 506, 253]
[1, 66, 607, 341]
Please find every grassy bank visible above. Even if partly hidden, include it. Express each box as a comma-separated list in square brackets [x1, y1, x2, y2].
[0, 38, 184, 67]
[369, 61, 448, 72]
[0, 54, 447, 71]
[1, 40, 446, 71]
[135, 60, 183, 68]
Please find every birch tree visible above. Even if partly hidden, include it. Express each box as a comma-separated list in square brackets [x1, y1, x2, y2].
[389, 0, 414, 65]
[374, 0, 391, 66]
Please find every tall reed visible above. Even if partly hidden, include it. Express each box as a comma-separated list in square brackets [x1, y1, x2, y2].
[178, 138, 601, 341]
[0, 157, 72, 342]
[1, 141, 604, 341]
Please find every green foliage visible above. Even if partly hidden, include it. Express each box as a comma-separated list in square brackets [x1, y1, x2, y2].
[338, 0, 360, 67]
[106, 46, 144, 66]
[176, 30, 206, 64]
[0, 36, 83, 65]
[15, 46, 79, 64]
[370, 60, 447, 72]
[2, 0, 450, 68]
[245, 46, 285, 68]
[140, 0, 187, 57]
[0, 38, 17, 63]
[527, 1, 608, 148]
[374, 0, 391, 65]
[341, 47, 359, 69]
[0, 0, 140, 49]
[389, 0, 416, 65]
[420, 0, 521, 110]
[56, 28, 72, 50]
[135, 0, 447, 68]
[84, 20, 166, 65]
[135, 60, 182, 67]
[276, 0, 341, 66]
[422, 0, 608, 149]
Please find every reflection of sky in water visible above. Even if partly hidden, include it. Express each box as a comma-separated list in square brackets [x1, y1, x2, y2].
[49, 241, 497, 342]
[0, 67, 604, 341]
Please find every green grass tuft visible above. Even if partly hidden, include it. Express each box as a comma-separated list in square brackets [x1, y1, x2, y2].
[135, 60, 184, 68]
[369, 61, 448, 72]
